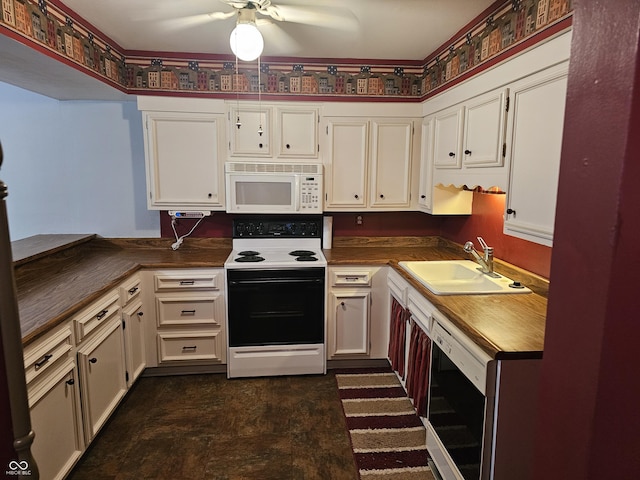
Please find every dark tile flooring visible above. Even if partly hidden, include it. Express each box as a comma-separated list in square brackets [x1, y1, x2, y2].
[67, 372, 359, 480]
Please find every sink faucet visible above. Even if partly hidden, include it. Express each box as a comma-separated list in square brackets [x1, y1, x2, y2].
[463, 237, 494, 275]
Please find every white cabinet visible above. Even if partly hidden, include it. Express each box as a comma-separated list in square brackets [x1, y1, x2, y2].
[276, 106, 319, 157]
[142, 110, 226, 210]
[151, 269, 226, 366]
[431, 88, 510, 191]
[323, 118, 368, 209]
[504, 62, 569, 246]
[229, 103, 319, 160]
[76, 313, 127, 443]
[229, 104, 272, 157]
[432, 105, 464, 169]
[323, 117, 416, 210]
[417, 117, 473, 215]
[25, 325, 83, 480]
[328, 267, 389, 360]
[119, 274, 146, 388]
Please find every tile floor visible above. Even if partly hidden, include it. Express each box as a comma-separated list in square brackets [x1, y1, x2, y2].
[67, 372, 358, 480]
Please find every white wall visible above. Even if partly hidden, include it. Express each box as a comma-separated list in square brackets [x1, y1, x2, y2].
[0, 82, 159, 240]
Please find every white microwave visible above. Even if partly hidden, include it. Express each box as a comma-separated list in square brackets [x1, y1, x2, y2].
[225, 162, 323, 214]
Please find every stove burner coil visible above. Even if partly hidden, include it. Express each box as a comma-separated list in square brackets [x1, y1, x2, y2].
[289, 250, 316, 257]
[234, 255, 265, 263]
[238, 250, 260, 256]
[295, 256, 318, 262]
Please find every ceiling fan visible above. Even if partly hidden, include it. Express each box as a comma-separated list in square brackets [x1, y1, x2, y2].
[162, 0, 358, 60]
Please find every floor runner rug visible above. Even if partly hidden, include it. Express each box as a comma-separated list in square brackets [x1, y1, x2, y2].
[335, 368, 435, 480]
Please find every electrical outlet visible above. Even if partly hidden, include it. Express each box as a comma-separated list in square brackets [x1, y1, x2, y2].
[356, 215, 363, 225]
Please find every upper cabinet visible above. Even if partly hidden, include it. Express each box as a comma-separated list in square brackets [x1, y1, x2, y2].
[432, 88, 510, 190]
[228, 104, 272, 157]
[139, 97, 227, 212]
[322, 116, 417, 211]
[417, 117, 472, 215]
[503, 62, 569, 247]
[229, 102, 320, 160]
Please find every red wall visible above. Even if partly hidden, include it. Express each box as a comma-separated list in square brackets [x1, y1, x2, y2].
[440, 192, 552, 278]
[533, 2, 640, 478]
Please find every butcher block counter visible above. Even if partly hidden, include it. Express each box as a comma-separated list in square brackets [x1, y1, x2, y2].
[13, 234, 548, 360]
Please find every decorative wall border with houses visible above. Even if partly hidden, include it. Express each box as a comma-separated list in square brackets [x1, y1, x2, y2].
[0, 0, 572, 100]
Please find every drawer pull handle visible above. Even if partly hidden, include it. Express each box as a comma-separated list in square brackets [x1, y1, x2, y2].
[96, 309, 109, 320]
[66, 379, 75, 386]
[345, 276, 361, 281]
[128, 286, 139, 295]
[181, 310, 196, 315]
[180, 280, 195, 285]
[34, 354, 53, 370]
[137, 311, 144, 317]
[89, 357, 98, 364]
[182, 346, 197, 351]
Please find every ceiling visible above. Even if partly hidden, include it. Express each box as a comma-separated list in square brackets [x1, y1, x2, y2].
[0, 0, 497, 100]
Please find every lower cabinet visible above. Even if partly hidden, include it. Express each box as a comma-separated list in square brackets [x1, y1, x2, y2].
[25, 275, 146, 480]
[149, 269, 226, 367]
[327, 266, 389, 360]
[76, 311, 127, 444]
[25, 325, 83, 480]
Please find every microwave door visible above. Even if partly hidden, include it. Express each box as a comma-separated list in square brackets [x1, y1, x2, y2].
[228, 175, 296, 213]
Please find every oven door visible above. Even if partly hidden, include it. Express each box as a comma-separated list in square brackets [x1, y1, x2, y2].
[227, 267, 325, 347]
[225, 173, 299, 214]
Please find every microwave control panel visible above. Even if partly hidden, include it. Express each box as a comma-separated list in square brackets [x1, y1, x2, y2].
[300, 176, 322, 211]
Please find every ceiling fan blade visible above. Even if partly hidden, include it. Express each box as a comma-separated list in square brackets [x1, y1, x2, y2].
[257, 19, 302, 55]
[261, 4, 358, 31]
[158, 11, 236, 31]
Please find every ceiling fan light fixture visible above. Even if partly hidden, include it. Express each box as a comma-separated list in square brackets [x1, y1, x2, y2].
[229, 8, 264, 61]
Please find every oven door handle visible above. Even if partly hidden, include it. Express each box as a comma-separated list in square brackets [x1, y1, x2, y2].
[229, 278, 324, 286]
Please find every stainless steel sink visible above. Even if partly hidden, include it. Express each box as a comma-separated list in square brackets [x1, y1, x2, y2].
[398, 260, 531, 295]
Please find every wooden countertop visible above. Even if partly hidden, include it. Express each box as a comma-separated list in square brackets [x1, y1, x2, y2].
[15, 236, 231, 345]
[15, 235, 548, 360]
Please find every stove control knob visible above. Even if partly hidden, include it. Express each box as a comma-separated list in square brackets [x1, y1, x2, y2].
[247, 223, 256, 235]
[289, 223, 297, 235]
[300, 223, 307, 235]
[235, 223, 245, 236]
[309, 222, 318, 235]
[256, 223, 264, 235]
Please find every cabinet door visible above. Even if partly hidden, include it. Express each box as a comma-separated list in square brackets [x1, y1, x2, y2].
[369, 119, 413, 208]
[122, 300, 146, 388]
[229, 105, 271, 157]
[504, 65, 568, 246]
[433, 106, 464, 169]
[323, 118, 368, 209]
[330, 290, 371, 357]
[418, 117, 434, 211]
[463, 88, 508, 167]
[77, 317, 127, 443]
[277, 107, 318, 158]
[144, 111, 225, 210]
[29, 361, 83, 480]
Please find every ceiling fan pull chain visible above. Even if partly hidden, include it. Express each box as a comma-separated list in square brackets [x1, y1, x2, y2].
[257, 55, 263, 136]
[235, 48, 242, 129]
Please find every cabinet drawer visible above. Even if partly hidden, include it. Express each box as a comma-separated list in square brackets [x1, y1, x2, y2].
[119, 274, 142, 306]
[157, 332, 221, 363]
[331, 270, 372, 287]
[156, 295, 220, 327]
[73, 292, 121, 343]
[154, 271, 221, 291]
[24, 325, 74, 385]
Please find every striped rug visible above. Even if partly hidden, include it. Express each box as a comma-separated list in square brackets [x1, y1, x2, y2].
[335, 368, 435, 480]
